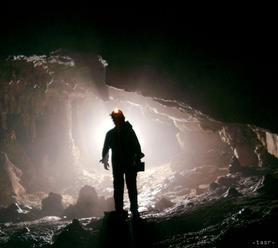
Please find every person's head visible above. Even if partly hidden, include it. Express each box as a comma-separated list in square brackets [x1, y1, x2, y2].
[110, 108, 125, 127]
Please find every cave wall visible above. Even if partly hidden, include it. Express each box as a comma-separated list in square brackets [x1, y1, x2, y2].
[0, 52, 277, 201]
[0, 53, 107, 193]
[0, 152, 26, 206]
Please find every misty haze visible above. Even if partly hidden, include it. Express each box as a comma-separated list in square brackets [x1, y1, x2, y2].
[0, 9, 278, 248]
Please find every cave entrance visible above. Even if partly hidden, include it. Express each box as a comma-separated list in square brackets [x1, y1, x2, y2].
[70, 86, 232, 209]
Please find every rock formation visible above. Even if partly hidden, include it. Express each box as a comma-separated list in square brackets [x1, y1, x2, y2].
[0, 151, 25, 206]
[64, 185, 102, 219]
[41, 192, 64, 216]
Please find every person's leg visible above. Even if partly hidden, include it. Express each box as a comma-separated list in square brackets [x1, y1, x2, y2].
[113, 169, 125, 211]
[125, 170, 138, 214]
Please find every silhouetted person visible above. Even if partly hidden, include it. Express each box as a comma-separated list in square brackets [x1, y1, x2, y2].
[100, 109, 144, 219]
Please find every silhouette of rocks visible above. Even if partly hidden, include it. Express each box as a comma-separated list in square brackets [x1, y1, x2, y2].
[219, 124, 260, 166]
[155, 198, 175, 211]
[255, 145, 278, 168]
[97, 211, 131, 248]
[228, 161, 264, 177]
[0, 203, 39, 223]
[216, 175, 237, 187]
[64, 185, 102, 219]
[254, 174, 278, 196]
[41, 192, 64, 216]
[228, 155, 263, 177]
[223, 187, 242, 198]
[228, 156, 242, 173]
[52, 219, 95, 248]
[4, 227, 36, 248]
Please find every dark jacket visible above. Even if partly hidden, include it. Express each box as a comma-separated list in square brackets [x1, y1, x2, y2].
[102, 121, 143, 169]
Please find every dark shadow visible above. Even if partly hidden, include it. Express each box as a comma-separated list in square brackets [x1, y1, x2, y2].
[97, 211, 154, 248]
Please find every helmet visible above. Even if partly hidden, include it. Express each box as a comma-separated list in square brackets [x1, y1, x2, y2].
[110, 108, 125, 119]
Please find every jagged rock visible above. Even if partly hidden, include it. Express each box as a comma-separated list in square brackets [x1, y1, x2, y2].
[219, 125, 260, 166]
[228, 156, 242, 173]
[209, 181, 220, 191]
[0, 152, 25, 207]
[4, 227, 36, 248]
[223, 187, 242, 198]
[1, 144, 38, 193]
[41, 192, 64, 216]
[0, 53, 107, 193]
[155, 197, 174, 211]
[255, 145, 278, 168]
[52, 219, 94, 248]
[216, 175, 237, 187]
[253, 174, 278, 196]
[0, 203, 29, 222]
[64, 185, 101, 219]
[228, 154, 270, 177]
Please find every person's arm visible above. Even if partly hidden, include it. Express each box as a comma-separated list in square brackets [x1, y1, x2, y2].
[100, 132, 110, 170]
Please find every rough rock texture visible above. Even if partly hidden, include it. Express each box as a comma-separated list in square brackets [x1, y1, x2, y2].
[0, 52, 107, 193]
[253, 174, 278, 196]
[223, 187, 242, 198]
[154, 198, 175, 211]
[0, 151, 25, 206]
[0, 203, 40, 223]
[41, 192, 64, 217]
[219, 124, 260, 166]
[52, 219, 95, 248]
[1, 52, 277, 200]
[255, 145, 278, 168]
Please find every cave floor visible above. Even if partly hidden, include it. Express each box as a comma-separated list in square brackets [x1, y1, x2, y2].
[1, 188, 278, 248]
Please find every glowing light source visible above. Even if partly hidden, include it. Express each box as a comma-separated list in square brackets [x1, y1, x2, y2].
[90, 117, 113, 152]
[113, 108, 120, 114]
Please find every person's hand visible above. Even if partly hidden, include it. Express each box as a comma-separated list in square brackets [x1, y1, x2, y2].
[99, 159, 110, 170]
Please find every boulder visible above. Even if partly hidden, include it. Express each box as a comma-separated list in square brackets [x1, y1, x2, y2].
[223, 187, 242, 198]
[52, 219, 93, 248]
[64, 185, 101, 219]
[41, 192, 64, 216]
[155, 197, 174, 211]
[0, 203, 34, 223]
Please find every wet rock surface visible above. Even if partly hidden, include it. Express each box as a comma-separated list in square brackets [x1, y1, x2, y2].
[0, 168, 277, 248]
